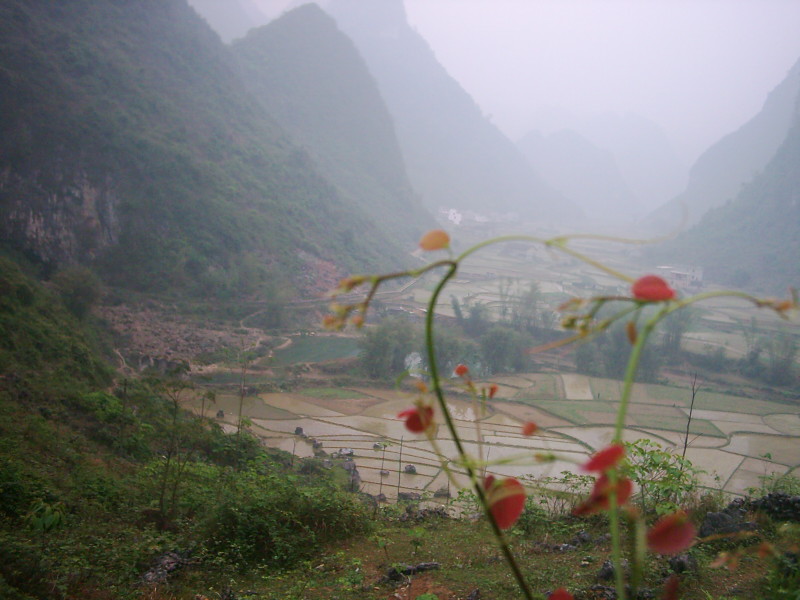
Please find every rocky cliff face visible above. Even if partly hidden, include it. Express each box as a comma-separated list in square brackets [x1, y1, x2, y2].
[1, 163, 119, 268]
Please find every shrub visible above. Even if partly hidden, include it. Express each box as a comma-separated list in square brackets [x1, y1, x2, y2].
[201, 470, 370, 567]
[624, 439, 702, 516]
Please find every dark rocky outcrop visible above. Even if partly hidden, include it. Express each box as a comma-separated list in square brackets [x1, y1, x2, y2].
[699, 498, 757, 538]
[749, 493, 800, 522]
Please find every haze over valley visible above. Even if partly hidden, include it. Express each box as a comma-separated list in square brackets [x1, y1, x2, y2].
[1, 1, 799, 598]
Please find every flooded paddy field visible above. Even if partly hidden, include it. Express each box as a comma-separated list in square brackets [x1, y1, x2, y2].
[189, 372, 799, 500]
[188, 243, 798, 503]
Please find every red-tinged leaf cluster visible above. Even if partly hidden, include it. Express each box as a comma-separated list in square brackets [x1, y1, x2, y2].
[647, 510, 696, 555]
[522, 421, 538, 436]
[582, 443, 625, 473]
[419, 229, 450, 251]
[573, 474, 633, 516]
[662, 574, 681, 600]
[549, 588, 574, 600]
[484, 475, 526, 530]
[632, 275, 676, 302]
[397, 405, 434, 434]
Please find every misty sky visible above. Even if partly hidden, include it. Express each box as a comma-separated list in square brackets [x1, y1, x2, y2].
[253, 0, 800, 165]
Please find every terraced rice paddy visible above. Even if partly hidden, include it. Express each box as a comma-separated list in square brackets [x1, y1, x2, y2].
[190, 373, 799, 500]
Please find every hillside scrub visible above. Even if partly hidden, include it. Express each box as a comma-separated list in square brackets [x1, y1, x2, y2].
[0, 259, 371, 599]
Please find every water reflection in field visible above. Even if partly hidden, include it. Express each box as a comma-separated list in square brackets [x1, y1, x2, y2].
[187, 379, 799, 500]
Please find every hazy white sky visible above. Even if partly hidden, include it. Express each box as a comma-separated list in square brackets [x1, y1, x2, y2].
[255, 0, 800, 164]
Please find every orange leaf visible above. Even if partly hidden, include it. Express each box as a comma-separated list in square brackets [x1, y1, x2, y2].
[454, 363, 469, 377]
[419, 229, 450, 251]
[626, 321, 638, 344]
[522, 421, 538, 436]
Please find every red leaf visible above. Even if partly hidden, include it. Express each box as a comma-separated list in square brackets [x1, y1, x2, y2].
[647, 510, 696, 555]
[662, 574, 681, 600]
[573, 474, 633, 516]
[521, 421, 538, 436]
[488, 383, 499, 399]
[454, 363, 469, 377]
[632, 275, 676, 302]
[549, 588, 574, 600]
[484, 476, 526, 530]
[397, 406, 433, 433]
[582, 443, 625, 473]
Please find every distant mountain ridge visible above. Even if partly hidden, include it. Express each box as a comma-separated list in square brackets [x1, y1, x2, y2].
[517, 129, 640, 222]
[0, 0, 422, 295]
[647, 58, 800, 231]
[522, 108, 687, 214]
[324, 0, 579, 222]
[187, 0, 268, 42]
[233, 4, 432, 246]
[647, 62, 800, 293]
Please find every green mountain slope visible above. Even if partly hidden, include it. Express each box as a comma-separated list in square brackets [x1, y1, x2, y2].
[647, 59, 800, 231]
[0, 0, 407, 296]
[325, 0, 578, 222]
[0, 256, 111, 393]
[233, 4, 433, 248]
[650, 112, 800, 293]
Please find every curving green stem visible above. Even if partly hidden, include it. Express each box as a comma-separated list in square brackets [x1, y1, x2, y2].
[607, 304, 671, 600]
[341, 233, 793, 600]
[424, 261, 535, 600]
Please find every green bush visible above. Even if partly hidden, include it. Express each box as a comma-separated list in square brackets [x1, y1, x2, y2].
[624, 439, 702, 516]
[766, 551, 800, 600]
[201, 470, 371, 568]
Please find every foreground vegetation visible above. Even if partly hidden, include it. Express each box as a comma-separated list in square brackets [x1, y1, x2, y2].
[1, 249, 800, 599]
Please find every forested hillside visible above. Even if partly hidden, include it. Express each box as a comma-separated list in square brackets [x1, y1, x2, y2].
[647, 58, 800, 231]
[650, 113, 800, 292]
[0, 0, 416, 297]
[233, 4, 433, 247]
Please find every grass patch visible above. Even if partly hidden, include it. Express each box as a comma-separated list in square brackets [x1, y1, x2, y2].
[641, 383, 691, 405]
[630, 414, 724, 437]
[589, 378, 621, 400]
[301, 387, 361, 399]
[526, 374, 560, 398]
[531, 400, 619, 425]
[693, 391, 789, 415]
[272, 336, 360, 365]
[193, 371, 274, 386]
